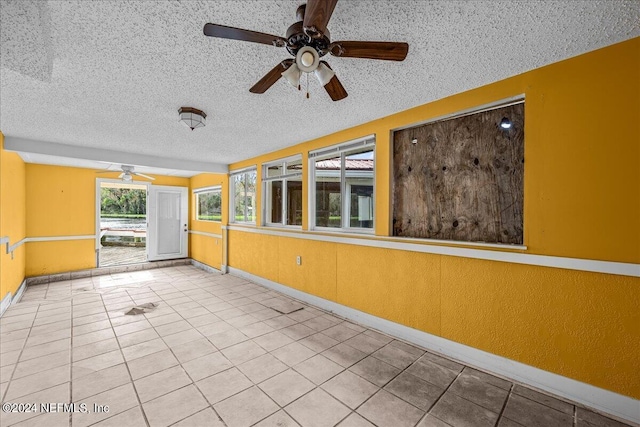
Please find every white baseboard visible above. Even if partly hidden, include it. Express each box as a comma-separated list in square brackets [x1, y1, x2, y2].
[0, 292, 11, 317]
[190, 259, 222, 275]
[0, 279, 27, 317]
[228, 267, 640, 425]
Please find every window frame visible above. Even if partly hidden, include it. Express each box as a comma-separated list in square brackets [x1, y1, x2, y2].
[309, 135, 376, 233]
[229, 167, 257, 224]
[262, 155, 303, 228]
[193, 186, 222, 222]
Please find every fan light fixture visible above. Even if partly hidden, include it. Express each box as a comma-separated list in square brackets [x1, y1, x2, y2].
[281, 47, 335, 98]
[179, 107, 207, 131]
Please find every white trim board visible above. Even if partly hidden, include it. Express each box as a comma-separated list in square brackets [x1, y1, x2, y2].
[0, 279, 27, 317]
[190, 259, 222, 275]
[391, 95, 526, 132]
[189, 230, 222, 239]
[227, 226, 640, 278]
[0, 292, 12, 317]
[228, 266, 640, 425]
[5, 136, 228, 174]
[3, 235, 95, 254]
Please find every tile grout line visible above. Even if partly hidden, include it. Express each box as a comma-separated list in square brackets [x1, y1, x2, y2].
[98, 290, 152, 427]
[169, 279, 304, 424]
[1, 302, 42, 409]
[139, 285, 229, 425]
[495, 383, 516, 427]
[155, 281, 330, 425]
[413, 363, 467, 427]
[69, 294, 73, 427]
[124, 272, 242, 424]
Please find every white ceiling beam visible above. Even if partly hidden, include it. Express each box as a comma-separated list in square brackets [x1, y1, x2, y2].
[4, 137, 228, 174]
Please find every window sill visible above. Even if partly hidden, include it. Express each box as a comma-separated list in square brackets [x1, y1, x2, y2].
[229, 222, 256, 227]
[264, 224, 303, 230]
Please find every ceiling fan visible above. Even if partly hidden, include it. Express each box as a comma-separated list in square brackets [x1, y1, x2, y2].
[97, 165, 155, 182]
[203, 0, 408, 101]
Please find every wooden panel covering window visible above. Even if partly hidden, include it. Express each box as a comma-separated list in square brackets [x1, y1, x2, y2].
[392, 103, 524, 244]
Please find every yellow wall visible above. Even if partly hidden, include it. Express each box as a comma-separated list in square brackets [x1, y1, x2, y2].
[0, 132, 26, 298]
[231, 38, 640, 264]
[189, 173, 228, 269]
[24, 164, 189, 276]
[226, 37, 640, 399]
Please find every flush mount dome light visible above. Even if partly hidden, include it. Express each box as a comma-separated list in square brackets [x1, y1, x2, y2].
[179, 107, 206, 131]
[500, 117, 512, 129]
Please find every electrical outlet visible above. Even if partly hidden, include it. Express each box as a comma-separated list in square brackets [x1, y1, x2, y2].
[296, 256, 302, 266]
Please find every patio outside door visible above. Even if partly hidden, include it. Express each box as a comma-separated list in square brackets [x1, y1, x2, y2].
[147, 185, 188, 261]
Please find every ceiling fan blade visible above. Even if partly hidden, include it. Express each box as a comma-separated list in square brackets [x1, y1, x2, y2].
[320, 62, 348, 101]
[303, 0, 338, 38]
[133, 172, 155, 181]
[250, 59, 295, 94]
[330, 41, 409, 61]
[203, 23, 286, 47]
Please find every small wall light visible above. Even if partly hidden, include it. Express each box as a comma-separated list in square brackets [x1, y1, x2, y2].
[411, 137, 418, 144]
[500, 117, 512, 129]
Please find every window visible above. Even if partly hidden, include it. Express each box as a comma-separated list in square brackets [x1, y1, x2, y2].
[310, 136, 375, 231]
[262, 156, 303, 226]
[194, 187, 221, 222]
[230, 168, 257, 223]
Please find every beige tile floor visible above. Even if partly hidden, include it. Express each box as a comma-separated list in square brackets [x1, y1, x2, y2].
[0, 265, 631, 427]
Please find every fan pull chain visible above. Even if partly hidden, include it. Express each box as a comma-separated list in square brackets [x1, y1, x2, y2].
[306, 72, 310, 99]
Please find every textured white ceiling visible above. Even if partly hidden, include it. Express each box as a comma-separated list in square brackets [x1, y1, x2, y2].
[1, 0, 639, 174]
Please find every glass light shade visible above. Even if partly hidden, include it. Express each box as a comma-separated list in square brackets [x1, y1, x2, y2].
[179, 107, 207, 131]
[122, 172, 133, 182]
[314, 63, 335, 86]
[301, 51, 314, 67]
[296, 46, 319, 72]
[282, 63, 301, 88]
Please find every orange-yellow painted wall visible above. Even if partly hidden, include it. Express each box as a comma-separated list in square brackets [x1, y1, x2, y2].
[25, 164, 189, 276]
[231, 38, 640, 264]
[226, 37, 640, 399]
[189, 173, 228, 269]
[0, 132, 26, 298]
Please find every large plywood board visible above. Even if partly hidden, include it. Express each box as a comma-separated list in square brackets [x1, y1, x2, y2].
[393, 103, 524, 244]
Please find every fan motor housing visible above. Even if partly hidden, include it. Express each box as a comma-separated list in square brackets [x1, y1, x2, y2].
[285, 21, 330, 57]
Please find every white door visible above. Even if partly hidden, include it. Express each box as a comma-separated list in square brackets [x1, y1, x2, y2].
[147, 185, 188, 261]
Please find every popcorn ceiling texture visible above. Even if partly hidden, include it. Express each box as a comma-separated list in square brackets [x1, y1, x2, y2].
[1, 0, 639, 167]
